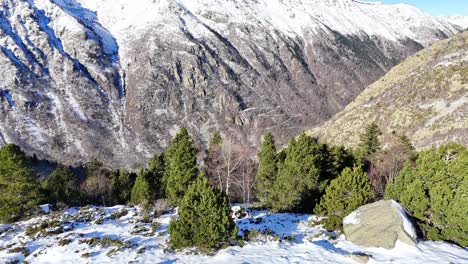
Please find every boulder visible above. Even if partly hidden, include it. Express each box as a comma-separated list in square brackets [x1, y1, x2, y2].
[343, 200, 417, 249]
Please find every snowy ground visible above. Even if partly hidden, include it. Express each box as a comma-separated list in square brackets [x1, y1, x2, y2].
[0, 205, 467, 264]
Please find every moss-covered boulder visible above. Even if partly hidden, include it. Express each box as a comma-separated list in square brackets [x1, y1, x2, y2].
[343, 200, 417, 249]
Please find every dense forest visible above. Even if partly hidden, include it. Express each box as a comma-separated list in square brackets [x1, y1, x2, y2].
[0, 125, 466, 249]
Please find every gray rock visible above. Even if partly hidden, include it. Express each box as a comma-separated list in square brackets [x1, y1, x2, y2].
[343, 200, 418, 249]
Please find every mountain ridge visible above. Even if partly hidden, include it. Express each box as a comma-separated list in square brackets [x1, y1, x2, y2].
[309, 30, 468, 149]
[0, 0, 466, 167]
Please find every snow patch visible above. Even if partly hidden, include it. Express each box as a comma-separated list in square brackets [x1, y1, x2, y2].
[40, 204, 51, 214]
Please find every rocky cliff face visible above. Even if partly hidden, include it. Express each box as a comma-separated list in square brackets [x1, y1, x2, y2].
[0, 0, 465, 167]
[310, 31, 468, 150]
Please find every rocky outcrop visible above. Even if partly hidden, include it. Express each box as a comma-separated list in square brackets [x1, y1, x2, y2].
[0, 0, 465, 167]
[343, 200, 417, 249]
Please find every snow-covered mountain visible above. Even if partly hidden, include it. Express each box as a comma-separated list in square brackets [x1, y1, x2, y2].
[443, 15, 468, 29]
[0, 0, 465, 166]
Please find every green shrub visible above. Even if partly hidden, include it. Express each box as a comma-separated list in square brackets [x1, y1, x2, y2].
[146, 153, 165, 200]
[131, 170, 151, 207]
[43, 165, 81, 206]
[0, 145, 42, 223]
[169, 173, 237, 251]
[164, 128, 199, 206]
[385, 143, 468, 247]
[112, 169, 134, 204]
[7, 246, 30, 256]
[254, 133, 278, 207]
[315, 166, 375, 230]
[270, 134, 329, 212]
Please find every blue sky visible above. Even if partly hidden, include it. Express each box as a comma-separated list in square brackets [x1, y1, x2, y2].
[367, 0, 468, 16]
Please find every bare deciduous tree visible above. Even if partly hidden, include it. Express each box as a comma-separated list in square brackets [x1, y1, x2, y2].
[205, 137, 257, 203]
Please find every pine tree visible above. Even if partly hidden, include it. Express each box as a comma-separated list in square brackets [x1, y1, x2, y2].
[327, 145, 355, 178]
[147, 153, 165, 200]
[358, 122, 382, 158]
[315, 166, 375, 230]
[131, 169, 151, 207]
[385, 143, 468, 247]
[43, 165, 81, 206]
[0, 145, 42, 223]
[168, 173, 237, 250]
[270, 133, 328, 212]
[112, 169, 134, 204]
[254, 133, 278, 207]
[164, 128, 199, 205]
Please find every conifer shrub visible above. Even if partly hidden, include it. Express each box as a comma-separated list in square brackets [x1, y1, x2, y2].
[385, 143, 468, 247]
[0, 144, 42, 223]
[131, 169, 151, 207]
[43, 165, 81, 206]
[168, 173, 237, 251]
[112, 169, 134, 204]
[270, 133, 330, 212]
[146, 153, 165, 200]
[164, 128, 199, 205]
[315, 166, 375, 230]
[358, 122, 382, 158]
[255, 133, 278, 207]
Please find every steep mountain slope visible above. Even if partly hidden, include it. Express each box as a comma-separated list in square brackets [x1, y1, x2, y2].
[0, 0, 466, 166]
[309, 31, 468, 149]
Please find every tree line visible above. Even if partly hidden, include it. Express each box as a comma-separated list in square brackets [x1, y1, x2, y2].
[0, 124, 466, 249]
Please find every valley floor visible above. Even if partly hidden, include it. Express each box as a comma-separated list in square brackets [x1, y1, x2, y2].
[0, 206, 467, 264]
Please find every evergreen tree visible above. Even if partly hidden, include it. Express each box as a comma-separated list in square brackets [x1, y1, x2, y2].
[43, 165, 81, 206]
[0, 145, 42, 223]
[327, 145, 355, 177]
[270, 133, 328, 212]
[164, 128, 199, 205]
[315, 166, 375, 230]
[131, 169, 151, 207]
[254, 132, 278, 207]
[358, 122, 382, 158]
[385, 143, 467, 246]
[169, 173, 237, 250]
[112, 169, 134, 204]
[146, 153, 165, 200]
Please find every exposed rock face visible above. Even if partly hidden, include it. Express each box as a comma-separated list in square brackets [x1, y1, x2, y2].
[343, 200, 417, 249]
[310, 31, 468, 150]
[0, 0, 465, 167]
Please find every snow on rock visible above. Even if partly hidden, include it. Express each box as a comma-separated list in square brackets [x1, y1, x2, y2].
[74, 0, 463, 48]
[443, 15, 468, 29]
[343, 211, 360, 225]
[391, 200, 417, 240]
[343, 200, 418, 249]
